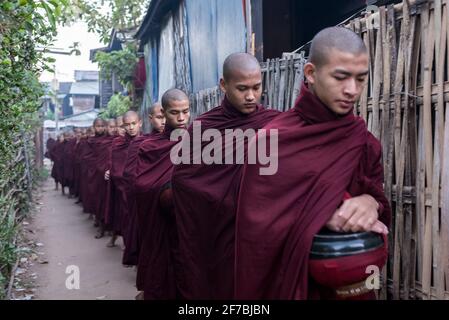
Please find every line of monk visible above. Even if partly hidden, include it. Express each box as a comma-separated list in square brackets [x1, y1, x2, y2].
[45, 27, 391, 300]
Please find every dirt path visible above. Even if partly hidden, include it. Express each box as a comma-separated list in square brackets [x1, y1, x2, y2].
[27, 177, 138, 300]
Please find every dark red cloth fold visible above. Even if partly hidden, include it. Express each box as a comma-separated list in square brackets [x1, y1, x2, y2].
[234, 83, 391, 299]
[45, 138, 56, 159]
[171, 97, 280, 299]
[62, 138, 77, 190]
[50, 141, 65, 184]
[120, 133, 153, 266]
[133, 129, 179, 299]
[104, 135, 131, 233]
[90, 135, 116, 221]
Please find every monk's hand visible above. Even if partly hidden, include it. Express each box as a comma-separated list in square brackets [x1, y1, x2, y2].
[104, 170, 110, 181]
[326, 194, 388, 234]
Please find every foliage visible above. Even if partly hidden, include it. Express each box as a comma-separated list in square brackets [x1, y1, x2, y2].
[99, 93, 131, 119]
[94, 44, 139, 91]
[0, 0, 68, 300]
[60, 0, 150, 44]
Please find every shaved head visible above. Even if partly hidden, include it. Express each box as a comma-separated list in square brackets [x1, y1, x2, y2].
[149, 102, 162, 115]
[223, 52, 261, 82]
[122, 110, 142, 137]
[123, 110, 140, 122]
[309, 27, 367, 68]
[161, 89, 189, 111]
[148, 102, 166, 133]
[93, 117, 105, 126]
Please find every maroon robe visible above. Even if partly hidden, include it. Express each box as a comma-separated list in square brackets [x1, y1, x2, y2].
[77, 138, 93, 209]
[234, 84, 391, 299]
[91, 135, 116, 222]
[104, 135, 130, 233]
[62, 138, 77, 190]
[171, 97, 280, 299]
[81, 135, 104, 214]
[72, 139, 83, 197]
[133, 128, 179, 299]
[45, 138, 56, 159]
[120, 134, 152, 266]
[50, 141, 65, 184]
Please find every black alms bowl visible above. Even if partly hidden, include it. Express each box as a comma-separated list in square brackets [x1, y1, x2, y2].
[310, 229, 384, 260]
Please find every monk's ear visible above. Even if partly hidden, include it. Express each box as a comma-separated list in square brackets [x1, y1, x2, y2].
[304, 62, 317, 85]
[219, 78, 227, 94]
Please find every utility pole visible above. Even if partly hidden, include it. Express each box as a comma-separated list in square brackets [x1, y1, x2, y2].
[51, 70, 60, 136]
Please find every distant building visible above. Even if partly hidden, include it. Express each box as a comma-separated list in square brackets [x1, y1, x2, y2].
[90, 30, 127, 108]
[70, 70, 100, 114]
[41, 81, 73, 117]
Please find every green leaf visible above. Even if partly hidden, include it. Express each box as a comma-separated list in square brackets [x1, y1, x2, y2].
[40, 1, 56, 30]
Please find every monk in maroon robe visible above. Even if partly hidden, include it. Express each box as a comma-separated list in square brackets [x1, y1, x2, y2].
[76, 128, 94, 207]
[72, 128, 84, 201]
[50, 134, 65, 191]
[104, 116, 127, 247]
[234, 27, 390, 300]
[118, 111, 148, 266]
[62, 131, 77, 197]
[134, 89, 190, 300]
[105, 106, 165, 248]
[45, 135, 56, 160]
[171, 53, 280, 300]
[93, 119, 118, 239]
[83, 118, 106, 220]
[68, 128, 82, 197]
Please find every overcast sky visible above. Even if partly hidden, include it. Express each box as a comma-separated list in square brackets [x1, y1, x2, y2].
[39, 21, 104, 83]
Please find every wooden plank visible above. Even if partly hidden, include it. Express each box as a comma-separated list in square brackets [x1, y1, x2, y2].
[285, 55, 293, 112]
[383, 6, 397, 292]
[434, 1, 447, 299]
[399, 1, 413, 299]
[359, 31, 370, 122]
[421, 4, 436, 300]
[444, 111, 449, 293]
[371, 19, 383, 139]
[407, 10, 421, 298]
[278, 59, 286, 111]
[274, 58, 280, 110]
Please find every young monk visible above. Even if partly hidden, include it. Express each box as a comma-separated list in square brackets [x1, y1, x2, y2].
[134, 89, 191, 300]
[105, 108, 165, 248]
[82, 118, 106, 221]
[234, 27, 391, 300]
[171, 53, 280, 299]
[50, 134, 65, 192]
[93, 119, 118, 239]
[118, 111, 148, 266]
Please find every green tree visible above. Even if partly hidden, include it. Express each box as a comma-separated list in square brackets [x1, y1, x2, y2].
[99, 93, 131, 119]
[61, 0, 150, 44]
[0, 0, 69, 299]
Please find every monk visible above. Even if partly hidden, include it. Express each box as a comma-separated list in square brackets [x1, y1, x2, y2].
[45, 134, 56, 160]
[50, 134, 65, 192]
[234, 27, 391, 300]
[116, 116, 126, 137]
[105, 106, 165, 248]
[171, 53, 280, 299]
[134, 89, 190, 300]
[72, 128, 84, 202]
[82, 118, 106, 220]
[118, 111, 148, 266]
[75, 128, 94, 205]
[62, 131, 77, 198]
[93, 119, 118, 239]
